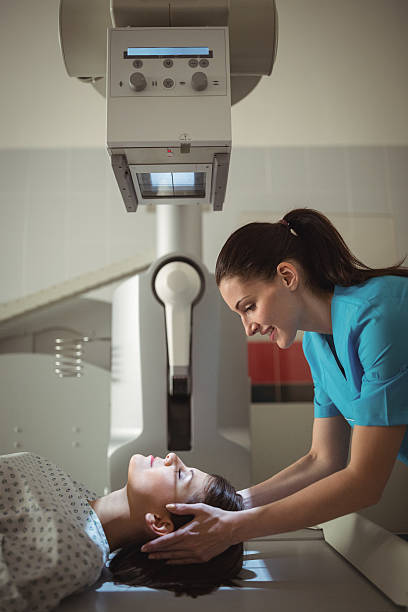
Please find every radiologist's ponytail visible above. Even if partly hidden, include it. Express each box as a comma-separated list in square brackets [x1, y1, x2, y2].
[215, 208, 408, 292]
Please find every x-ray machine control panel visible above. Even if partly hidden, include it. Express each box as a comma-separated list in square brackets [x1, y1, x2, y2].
[109, 27, 229, 98]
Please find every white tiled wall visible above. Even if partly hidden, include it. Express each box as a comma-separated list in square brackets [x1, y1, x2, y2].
[251, 403, 408, 533]
[387, 148, 408, 264]
[1, 146, 406, 304]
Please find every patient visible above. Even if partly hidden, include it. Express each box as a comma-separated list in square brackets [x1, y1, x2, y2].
[0, 451, 243, 612]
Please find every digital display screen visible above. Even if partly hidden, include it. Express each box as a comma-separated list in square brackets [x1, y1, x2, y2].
[125, 46, 211, 59]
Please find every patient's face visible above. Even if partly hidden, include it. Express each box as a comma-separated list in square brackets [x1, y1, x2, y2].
[127, 452, 209, 514]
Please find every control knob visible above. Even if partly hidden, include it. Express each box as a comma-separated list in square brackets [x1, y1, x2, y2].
[129, 72, 147, 92]
[191, 72, 208, 91]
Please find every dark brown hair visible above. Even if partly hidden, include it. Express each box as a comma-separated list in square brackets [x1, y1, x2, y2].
[215, 208, 408, 293]
[108, 474, 244, 598]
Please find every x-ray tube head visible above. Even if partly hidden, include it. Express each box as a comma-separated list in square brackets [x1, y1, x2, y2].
[59, 0, 279, 212]
[107, 26, 232, 211]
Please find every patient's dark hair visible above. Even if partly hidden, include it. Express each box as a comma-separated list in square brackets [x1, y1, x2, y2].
[108, 474, 244, 598]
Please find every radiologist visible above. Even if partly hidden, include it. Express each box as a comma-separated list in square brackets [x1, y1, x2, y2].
[141, 207, 408, 564]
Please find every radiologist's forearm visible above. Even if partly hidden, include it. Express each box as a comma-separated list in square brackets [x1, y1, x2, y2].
[233, 466, 377, 544]
[239, 452, 337, 509]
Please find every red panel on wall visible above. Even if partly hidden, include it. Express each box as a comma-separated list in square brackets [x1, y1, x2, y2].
[248, 341, 312, 383]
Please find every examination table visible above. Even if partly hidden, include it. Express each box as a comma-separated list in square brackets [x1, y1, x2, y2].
[56, 514, 408, 612]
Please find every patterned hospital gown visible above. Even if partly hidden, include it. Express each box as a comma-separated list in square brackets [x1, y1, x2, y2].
[0, 452, 110, 612]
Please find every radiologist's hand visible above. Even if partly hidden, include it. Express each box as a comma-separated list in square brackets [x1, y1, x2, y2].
[141, 503, 238, 564]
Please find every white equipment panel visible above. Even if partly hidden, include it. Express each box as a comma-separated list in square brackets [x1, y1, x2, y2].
[107, 27, 230, 148]
[107, 26, 231, 210]
[108, 28, 229, 99]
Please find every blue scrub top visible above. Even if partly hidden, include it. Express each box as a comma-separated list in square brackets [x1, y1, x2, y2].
[303, 275, 408, 465]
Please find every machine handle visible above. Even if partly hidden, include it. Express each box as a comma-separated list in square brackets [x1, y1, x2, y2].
[154, 261, 202, 395]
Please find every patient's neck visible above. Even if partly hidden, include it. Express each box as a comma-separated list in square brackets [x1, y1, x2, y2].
[88, 486, 150, 552]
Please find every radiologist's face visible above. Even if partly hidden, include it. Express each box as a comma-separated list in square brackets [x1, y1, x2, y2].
[219, 266, 300, 349]
[127, 452, 209, 515]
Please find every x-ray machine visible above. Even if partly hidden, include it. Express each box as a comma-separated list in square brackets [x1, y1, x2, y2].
[59, 0, 278, 490]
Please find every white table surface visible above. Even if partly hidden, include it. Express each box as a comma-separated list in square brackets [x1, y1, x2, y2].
[56, 531, 404, 612]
